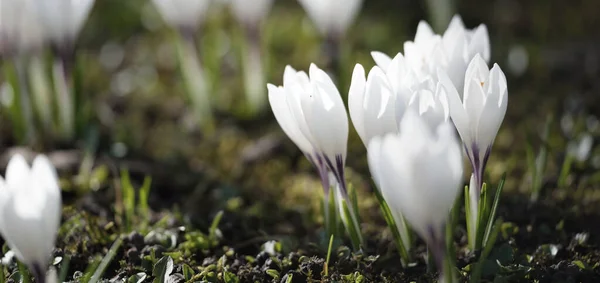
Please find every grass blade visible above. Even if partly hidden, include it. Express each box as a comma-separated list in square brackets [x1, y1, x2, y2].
[88, 236, 123, 283]
[483, 175, 506, 246]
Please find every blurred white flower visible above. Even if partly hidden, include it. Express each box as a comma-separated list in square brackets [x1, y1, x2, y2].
[367, 110, 463, 267]
[0, 0, 45, 55]
[348, 64, 398, 147]
[0, 154, 62, 278]
[438, 54, 508, 193]
[268, 64, 349, 192]
[297, 0, 363, 37]
[31, 0, 96, 47]
[152, 0, 212, 31]
[229, 0, 273, 26]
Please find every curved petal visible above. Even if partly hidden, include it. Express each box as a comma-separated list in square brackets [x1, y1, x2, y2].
[268, 84, 314, 153]
[348, 64, 367, 144]
[371, 51, 392, 71]
[5, 154, 30, 193]
[363, 66, 397, 143]
[437, 68, 471, 144]
[469, 24, 491, 63]
[476, 64, 508, 156]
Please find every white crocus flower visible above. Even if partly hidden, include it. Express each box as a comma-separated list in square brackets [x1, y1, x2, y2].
[297, 0, 363, 38]
[32, 0, 96, 48]
[437, 54, 508, 194]
[348, 64, 398, 147]
[268, 64, 350, 192]
[152, 0, 212, 31]
[0, 154, 62, 281]
[368, 110, 463, 277]
[229, 0, 273, 26]
[269, 64, 361, 246]
[298, 64, 349, 187]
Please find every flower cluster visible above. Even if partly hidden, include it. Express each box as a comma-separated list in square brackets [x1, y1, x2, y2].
[268, 14, 508, 280]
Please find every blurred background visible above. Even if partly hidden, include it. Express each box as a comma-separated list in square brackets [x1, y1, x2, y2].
[1, 0, 600, 235]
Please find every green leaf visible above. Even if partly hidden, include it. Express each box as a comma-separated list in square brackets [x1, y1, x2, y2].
[372, 182, 411, 265]
[209, 211, 224, 243]
[88, 237, 123, 283]
[127, 273, 147, 283]
[182, 264, 195, 280]
[572, 260, 589, 270]
[152, 256, 174, 283]
[265, 269, 280, 280]
[137, 176, 153, 229]
[223, 270, 240, 283]
[325, 234, 334, 277]
[483, 175, 506, 247]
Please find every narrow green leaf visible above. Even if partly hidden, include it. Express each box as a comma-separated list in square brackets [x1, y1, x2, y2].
[265, 269, 279, 280]
[88, 236, 123, 283]
[325, 234, 334, 276]
[209, 210, 224, 242]
[182, 264, 195, 280]
[372, 184, 411, 265]
[483, 175, 506, 246]
[465, 185, 474, 251]
[470, 218, 503, 283]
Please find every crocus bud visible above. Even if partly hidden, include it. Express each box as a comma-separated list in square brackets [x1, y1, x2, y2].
[229, 0, 273, 26]
[367, 109, 463, 271]
[299, 64, 349, 186]
[268, 64, 349, 193]
[152, 0, 212, 32]
[437, 54, 508, 193]
[32, 0, 96, 48]
[348, 64, 398, 147]
[297, 0, 363, 38]
[0, 154, 62, 280]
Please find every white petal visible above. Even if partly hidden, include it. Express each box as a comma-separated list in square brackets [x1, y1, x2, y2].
[414, 20, 435, 44]
[476, 64, 508, 156]
[464, 78, 486, 141]
[297, 0, 363, 36]
[371, 51, 392, 71]
[348, 64, 367, 145]
[5, 154, 30, 192]
[469, 24, 491, 63]
[362, 66, 398, 144]
[31, 155, 59, 191]
[437, 68, 471, 144]
[230, 0, 273, 25]
[268, 84, 313, 153]
[301, 74, 349, 162]
[464, 54, 490, 90]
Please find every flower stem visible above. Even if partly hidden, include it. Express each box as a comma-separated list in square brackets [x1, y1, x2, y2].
[176, 30, 214, 134]
[241, 25, 266, 115]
